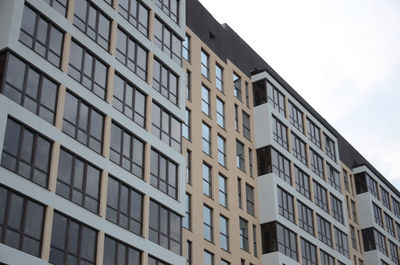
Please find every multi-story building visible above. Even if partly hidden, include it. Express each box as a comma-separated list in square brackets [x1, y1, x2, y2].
[0, 0, 399, 265]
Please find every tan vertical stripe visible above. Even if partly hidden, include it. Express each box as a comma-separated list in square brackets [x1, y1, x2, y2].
[102, 116, 111, 159]
[142, 194, 150, 239]
[41, 206, 54, 261]
[147, 51, 154, 86]
[48, 142, 60, 192]
[66, 0, 75, 23]
[145, 95, 153, 133]
[96, 231, 105, 265]
[61, 33, 71, 73]
[99, 170, 109, 218]
[106, 67, 115, 105]
[109, 21, 118, 57]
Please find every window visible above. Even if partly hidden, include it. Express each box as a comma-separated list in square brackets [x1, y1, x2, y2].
[278, 187, 295, 223]
[186, 241, 192, 265]
[291, 133, 307, 165]
[234, 104, 239, 131]
[116, 27, 147, 80]
[236, 140, 245, 171]
[245, 82, 250, 107]
[327, 164, 341, 192]
[393, 198, 400, 218]
[216, 64, 223, 92]
[320, 250, 334, 265]
[384, 213, 395, 237]
[186, 70, 191, 100]
[239, 218, 249, 251]
[50, 212, 97, 265]
[220, 215, 229, 251]
[204, 250, 213, 265]
[267, 81, 285, 115]
[272, 148, 291, 184]
[324, 134, 336, 161]
[310, 149, 324, 178]
[0, 52, 58, 124]
[381, 187, 390, 209]
[295, 166, 310, 199]
[110, 122, 144, 178]
[153, 59, 179, 104]
[57, 148, 100, 213]
[150, 149, 178, 198]
[45, 0, 68, 17]
[253, 224, 258, 257]
[238, 178, 242, 208]
[1, 118, 51, 187]
[63, 91, 104, 153]
[334, 227, 349, 257]
[373, 203, 384, 227]
[155, 0, 179, 23]
[301, 238, 317, 265]
[374, 229, 387, 255]
[201, 84, 210, 115]
[289, 101, 304, 132]
[233, 73, 241, 100]
[73, 0, 110, 50]
[249, 149, 254, 178]
[106, 176, 143, 235]
[203, 205, 213, 242]
[68, 40, 107, 99]
[154, 18, 182, 64]
[118, 0, 148, 35]
[149, 256, 171, 265]
[330, 194, 344, 224]
[0, 186, 45, 257]
[151, 103, 181, 152]
[350, 225, 357, 250]
[389, 240, 399, 264]
[298, 201, 314, 235]
[202, 163, 212, 197]
[307, 119, 321, 148]
[20, 5, 64, 66]
[183, 108, 190, 140]
[217, 135, 226, 166]
[104, 235, 141, 265]
[201, 50, 209, 78]
[218, 174, 227, 207]
[149, 200, 181, 254]
[202, 123, 211, 155]
[243, 111, 251, 140]
[246, 184, 255, 216]
[277, 223, 298, 260]
[216, 98, 225, 128]
[183, 193, 191, 230]
[221, 260, 229, 265]
[351, 200, 358, 223]
[186, 149, 191, 184]
[183, 34, 190, 61]
[313, 181, 328, 212]
[317, 214, 332, 247]
[343, 170, 349, 192]
[367, 174, 379, 199]
[272, 116, 288, 149]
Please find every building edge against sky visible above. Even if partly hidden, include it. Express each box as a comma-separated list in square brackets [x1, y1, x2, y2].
[0, 1, 399, 265]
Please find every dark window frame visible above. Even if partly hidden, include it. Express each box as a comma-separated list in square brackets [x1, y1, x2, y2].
[150, 148, 178, 199]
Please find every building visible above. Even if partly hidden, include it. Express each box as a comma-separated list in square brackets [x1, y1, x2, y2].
[0, 0, 399, 265]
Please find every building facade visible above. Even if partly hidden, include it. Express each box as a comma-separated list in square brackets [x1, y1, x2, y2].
[1, 0, 399, 265]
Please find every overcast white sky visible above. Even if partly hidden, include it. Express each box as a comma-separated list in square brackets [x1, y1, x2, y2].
[197, 0, 400, 189]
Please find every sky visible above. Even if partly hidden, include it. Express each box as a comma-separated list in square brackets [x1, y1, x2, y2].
[197, 0, 400, 189]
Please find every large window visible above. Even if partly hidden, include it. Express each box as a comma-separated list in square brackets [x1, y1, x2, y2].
[182, 108, 190, 140]
[324, 134, 336, 161]
[57, 148, 100, 213]
[216, 64, 223, 92]
[217, 135, 226, 166]
[149, 255, 171, 265]
[233, 73, 242, 100]
[116, 28, 147, 80]
[313, 181, 328, 212]
[327, 164, 341, 192]
[389, 240, 399, 264]
[246, 184, 255, 216]
[373, 203, 384, 227]
[63, 91, 104, 153]
[118, 0, 149, 35]
[0, 52, 58, 124]
[289, 101, 304, 133]
[317, 214, 332, 247]
[380, 187, 390, 209]
[153, 59, 179, 104]
[204, 250, 213, 265]
[203, 205, 213, 242]
[104, 235, 141, 265]
[292, 133, 307, 165]
[106, 176, 143, 235]
[298, 200, 314, 235]
[155, 0, 179, 23]
[384, 213, 395, 237]
[295, 166, 310, 199]
[183, 193, 191, 230]
[216, 98, 225, 128]
[334, 227, 349, 257]
[113, 73, 146, 127]
[202, 163, 212, 197]
[201, 84, 210, 115]
[149, 200, 181, 254]
[310, 148, 324, 178]
[0, 186, 45, 257]
[201, 50, 209, 78]
[278, 187, 295, 223]
[20, 5, 64, 66]
[236, 140, 245, 171]
[239, 218, 249, 251]
[1, 118, 52, 187]
[186, 149, 191, 184]
[186, 70, 191, 100]
[307, 119, 321, 148]
[69, 40, 107, 99]
[243, 111, 251, 140]
[267, 81, 285, 115]
[110, 122, 144, 178]
[154, 18, 182, 64]
[182, 34, 190, 61]
[202, 123, 211, 155]
[272, 148, 291, 184]
[220, 215, 229, 251]
[330, 194, 344, 224]
[393, 199, 400, 218]
[151, 103, 181, 152]
[50, 212, 97, 265]
[272, 116, 288, 149]
[150, 149, 178, 198]
[218, 174, 227, 207]
[301, 238, 317, 265]
[366, 174, 379, 199]
[45, 0, 68, 17]
[277, 223, 298, 260]
[73, 0, 110, 50]
[320, 250, 334, 265]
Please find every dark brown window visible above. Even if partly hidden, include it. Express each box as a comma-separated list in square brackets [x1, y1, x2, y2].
[310, 148, 324, 178]
[289, 101, 304, 133]
[73, 0, 111, 50]
[56, 148, 101, 213]
[256, 147, 291, 184]
[298, 200, 314, 235]
[307, 119, 321, 148]
[113, 72, 146, 127]
[116, 27, 148, 80]
[246, 184, 255, 216]
[278, 187, 295, 223]
[106, 176, 143, 236]
[153, 59, 178, 104]
[154, 17, 182, 64]
[155, 0, 179, 23]
[295, 166, 310, 199]
[0, 185, 45, 257]
[272, 116, 288, 150]
[292, 133, 307, 165]
[104, 235, 142, 265]
[317, 214, 332, 247]
[49, 212, 97, 265]
[63, 91, 104, 154]
[68, 39, 108, 99]
[261, 222, 298, 261]
[44, 0, 68, 17]
[1, 118, 52, 187]
[20, 5, 64, 67]
[150, 149, 178, 199]
[118, 0, 149, 36]
[151, 102, 181, 152]
[110, 122, 144, 179]
[0, 52, 58, 124]
[149, 255, 171, 265]
[313, 181, 328, 212]
[149, 200, 181, 254]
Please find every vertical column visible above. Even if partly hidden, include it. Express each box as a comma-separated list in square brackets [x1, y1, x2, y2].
[142, 194, 150, 239]
[61, 34, 71, 73]
[67, 0, 75, 22]
[48, 143, 60, 192]
[41, 207, 54, 261]
[99, 170, 109, 218]
[96, 231, 105, 265]
[109, 21, 118, 56]
[145, 95, 153, 132]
